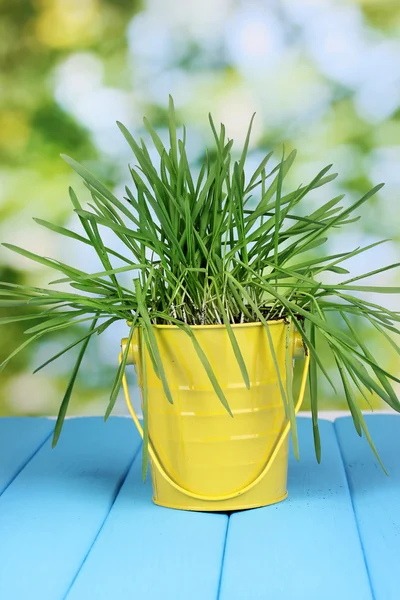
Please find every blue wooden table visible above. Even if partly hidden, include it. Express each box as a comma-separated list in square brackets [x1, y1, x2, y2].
[0, 415, 398, 600]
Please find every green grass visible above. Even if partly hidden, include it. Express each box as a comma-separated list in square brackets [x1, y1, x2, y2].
[1, 96, 400, 469]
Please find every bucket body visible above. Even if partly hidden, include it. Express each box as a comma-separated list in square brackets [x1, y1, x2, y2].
[128, 321, 304, 511]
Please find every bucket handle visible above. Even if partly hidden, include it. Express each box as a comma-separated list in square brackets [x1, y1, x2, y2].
[120, 341, 310, 503]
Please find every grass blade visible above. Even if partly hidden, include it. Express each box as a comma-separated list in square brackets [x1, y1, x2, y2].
[52, 317, 98, 447]
[182, 325, 233, 416]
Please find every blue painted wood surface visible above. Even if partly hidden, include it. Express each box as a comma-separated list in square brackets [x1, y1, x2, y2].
[335, 415, 400, 600]
[0, 417, 53, 495]
[0, 415, 398, 599]
[219, 418, 373, 600]
[66, 452, 228, 600]
[0, 417, 140, 600]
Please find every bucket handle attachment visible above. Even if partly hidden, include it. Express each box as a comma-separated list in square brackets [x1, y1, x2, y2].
[120, 335, 310, 502]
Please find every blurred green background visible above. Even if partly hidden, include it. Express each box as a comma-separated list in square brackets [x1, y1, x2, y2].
[1, 0, 399, 417]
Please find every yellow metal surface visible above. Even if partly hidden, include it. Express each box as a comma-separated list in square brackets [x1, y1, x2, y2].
[121, 321, 309, 511]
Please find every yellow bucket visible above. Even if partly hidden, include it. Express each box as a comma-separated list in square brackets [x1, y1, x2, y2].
[121, 321, 309, 512]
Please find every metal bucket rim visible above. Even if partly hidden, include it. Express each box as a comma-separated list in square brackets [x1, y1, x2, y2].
[126, 319, 288, 330]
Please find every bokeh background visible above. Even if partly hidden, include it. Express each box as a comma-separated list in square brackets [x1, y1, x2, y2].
[1, 0, 399, 417]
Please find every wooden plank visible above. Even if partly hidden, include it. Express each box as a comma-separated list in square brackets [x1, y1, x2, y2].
[0, 417, 53, 495]
[335, 415, 400, 600]
[66, 451, 228, 600]
[0, 417, 141, 600]
[219, 418, 373, 600]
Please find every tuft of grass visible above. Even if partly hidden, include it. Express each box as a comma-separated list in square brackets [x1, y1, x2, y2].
[1, 96, 399, 468]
